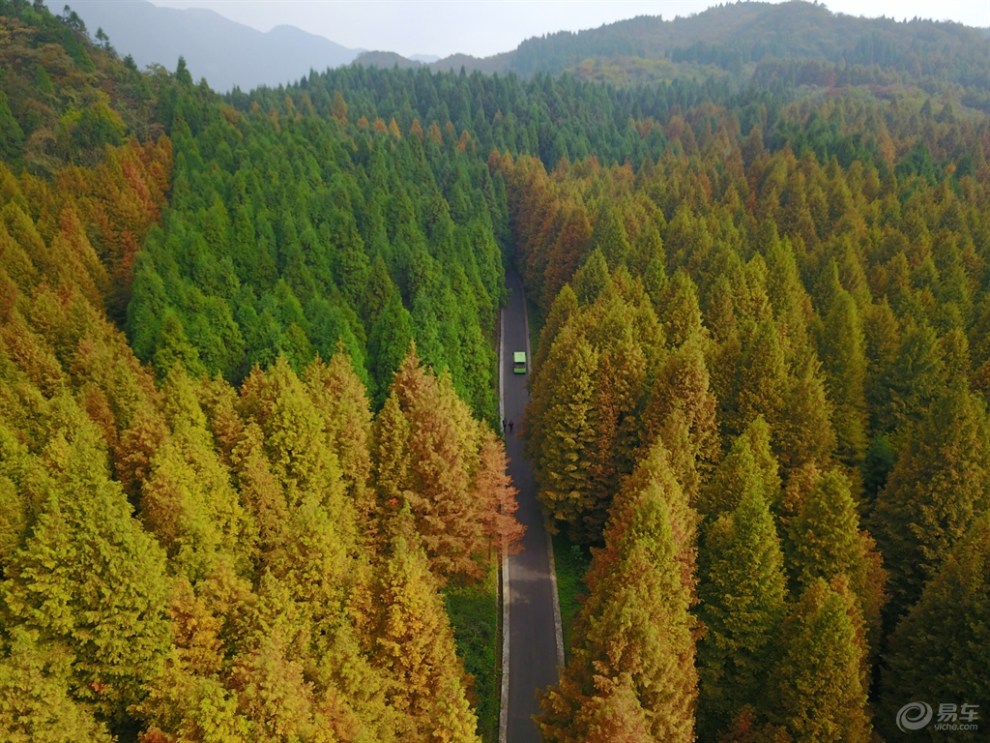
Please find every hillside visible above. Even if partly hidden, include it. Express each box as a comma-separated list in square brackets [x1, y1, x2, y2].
[47, 1, 990, 103]
[353, 50, 423, 70]
[426, 1, 989, 105]
[1, 3, 516, 739]
[1, 0, 989, 741]
[507, 1, 988, 81]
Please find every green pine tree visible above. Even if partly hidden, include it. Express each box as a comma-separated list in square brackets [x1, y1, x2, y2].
[879, 513, 990, 742]
[818, 288, 869, 469]
[873, 385, 990, 623]
[770, 579, 872, 742]
[784, 467, 887, 664]
[698, 417, 780, 516]
[527, 323, 599, 539]
[697, 485, 788, 740]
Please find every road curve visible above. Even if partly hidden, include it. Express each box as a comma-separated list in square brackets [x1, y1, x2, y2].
[499, 268, 562, 743]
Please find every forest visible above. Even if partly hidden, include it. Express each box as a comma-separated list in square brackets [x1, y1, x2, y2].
[1, 0, 989, 740]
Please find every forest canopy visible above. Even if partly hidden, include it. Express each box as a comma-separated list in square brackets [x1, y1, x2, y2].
[1, 0, 988, 740]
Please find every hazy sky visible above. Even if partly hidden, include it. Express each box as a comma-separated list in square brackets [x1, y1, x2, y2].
[147, 0, 990, 58]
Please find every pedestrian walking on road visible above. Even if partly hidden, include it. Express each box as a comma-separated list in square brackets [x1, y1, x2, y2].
[508, 419, 514, 434]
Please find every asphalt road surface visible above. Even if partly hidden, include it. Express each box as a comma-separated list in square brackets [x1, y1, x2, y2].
[500, 269, 562, 743]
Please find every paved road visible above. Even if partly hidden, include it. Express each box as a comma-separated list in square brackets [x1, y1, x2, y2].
[500, 269, 562, 743]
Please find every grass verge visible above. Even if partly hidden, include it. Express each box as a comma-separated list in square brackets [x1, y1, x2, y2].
[550, 532, 591, 652]
[445, 569, 499, 742]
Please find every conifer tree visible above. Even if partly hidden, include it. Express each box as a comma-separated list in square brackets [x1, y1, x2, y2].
[591, 204, 631, 269]
[0, 308, 65, 396]
[642, 332, 720, 496]
[140, 430, 249, 580]
[703, 274, 743, 402]
[141, 368, 252, 580]
[304, 351, 376, 525]
[879, 514, 990, 742]
[786, 469, 862, 587]
[473, 428, 525, 559]
[531, 283, 578, 385]
[0, 402, 171, 720]
[114, 404, 169, 501]
[584, 351, 621, 539]
[368, 294, 415, 405]
[873, 385, 990, 622]
[0, 627, 113, 743]
[875, 321, 946, 434]
[656, 269, 705, 349]
[571, 248, 612, 307]
[380, 348, 507, 582]
[266, 489, 359, 618]
[540, 442, 697, 742]
[238, 356, 341, 498]
[375, 536, 480, 742]
[543, 204, 593, 311]
[527, 323, 599, 539]
[307, 615, 400, 743]
[630, 220, 665, 281]
[0, 419, 54, 567]
[618, 440, 700, 599]
[566, 674, 653, 743]
[697, 485, 788, 740]
[763, 231, 813, 358]
[698, 417, 780, 516]
[732, 318, 788, 443]
[818, 287, 869, 469]
[586, 292, 653, 470]
[776, 349, 837, 471]
[229, 421, 289, 560]
[784, 467, 887, 664]
[770, 579, 872, 742]
[650, 409, 704, 517]
[137, 578, 252, 742]
[227, 575, 332, 742]
[374, 389, 412, 523]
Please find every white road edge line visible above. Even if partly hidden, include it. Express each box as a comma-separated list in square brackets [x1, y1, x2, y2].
[544, 518, 566, 670]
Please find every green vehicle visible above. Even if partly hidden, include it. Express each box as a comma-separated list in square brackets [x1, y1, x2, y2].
[513, 351, 527, 375]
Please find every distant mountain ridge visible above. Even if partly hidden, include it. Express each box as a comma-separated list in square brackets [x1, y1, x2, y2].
[49, 0, 361, 91]
[350, 1, 987, 102]
[499, 1, 989, 85]
[55, 0, 988, 96]
[354, 50, 422, 71]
